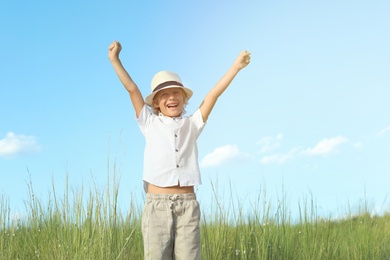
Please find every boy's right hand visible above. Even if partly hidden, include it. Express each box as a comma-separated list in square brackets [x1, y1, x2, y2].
[108, 41, 122, 62]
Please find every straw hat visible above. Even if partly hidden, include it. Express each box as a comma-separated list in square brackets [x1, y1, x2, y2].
[145, 71, 193, 106]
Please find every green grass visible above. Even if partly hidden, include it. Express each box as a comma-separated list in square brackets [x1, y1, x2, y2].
[1, 175, 389, 259]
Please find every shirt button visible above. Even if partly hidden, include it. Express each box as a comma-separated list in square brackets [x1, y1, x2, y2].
[175, 149, 179, 152]
[176, 165, 179, 168]
[175, 134, 177, 137]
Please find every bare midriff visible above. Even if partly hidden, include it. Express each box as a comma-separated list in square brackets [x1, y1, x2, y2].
[147, 183, 194, 194]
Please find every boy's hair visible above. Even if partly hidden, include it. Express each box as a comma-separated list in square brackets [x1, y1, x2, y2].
[152, 88, 189, 115]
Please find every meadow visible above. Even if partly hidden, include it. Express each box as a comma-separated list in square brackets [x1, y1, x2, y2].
[1, 175, 389, 259]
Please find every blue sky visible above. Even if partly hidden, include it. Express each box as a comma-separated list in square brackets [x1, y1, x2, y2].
[1, 0, 389, 220]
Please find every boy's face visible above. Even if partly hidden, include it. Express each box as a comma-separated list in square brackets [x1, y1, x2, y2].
[154, 88, 186, 117]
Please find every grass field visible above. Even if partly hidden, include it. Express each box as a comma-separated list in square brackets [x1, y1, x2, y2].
[1, 175, 389, 259]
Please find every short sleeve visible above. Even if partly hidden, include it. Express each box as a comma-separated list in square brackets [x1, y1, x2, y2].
[191, 108, 206, 137]
[136, 104, 153, 135]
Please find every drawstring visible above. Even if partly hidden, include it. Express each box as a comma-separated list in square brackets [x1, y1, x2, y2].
[169, 195, 180, 201]
[145, 193, 195, 214]
[169, 195, 180, 210]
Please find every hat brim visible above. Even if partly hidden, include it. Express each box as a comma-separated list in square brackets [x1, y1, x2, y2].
[145, 85, 193, 107]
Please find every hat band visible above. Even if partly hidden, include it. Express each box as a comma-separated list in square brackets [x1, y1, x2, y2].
[153, 81, 183, 92]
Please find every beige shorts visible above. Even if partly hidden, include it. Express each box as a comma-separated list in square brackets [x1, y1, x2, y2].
[142, 193, 201, 260]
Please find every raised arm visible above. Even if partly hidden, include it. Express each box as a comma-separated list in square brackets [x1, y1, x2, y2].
[199, 50, 251, 122]
[108, 41, 145, 117]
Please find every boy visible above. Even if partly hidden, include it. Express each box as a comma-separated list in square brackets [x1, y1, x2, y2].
[108, 41, 250, 260]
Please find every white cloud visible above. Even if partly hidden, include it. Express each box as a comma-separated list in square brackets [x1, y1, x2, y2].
[260, 147, 301, 164]
[0, 132, 41, 158]
[304, 136, 348, 156]
[200, 144, 251, 168]
[257, 133, 283, 153]
[260, 136, 349, 164]
[378, 125, 390, 136]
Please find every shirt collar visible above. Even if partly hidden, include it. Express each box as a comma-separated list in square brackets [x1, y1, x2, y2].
[159, 112, 183, 120]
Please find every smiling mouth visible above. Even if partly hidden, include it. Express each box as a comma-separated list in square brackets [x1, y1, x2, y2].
[167, 104, 178, 109]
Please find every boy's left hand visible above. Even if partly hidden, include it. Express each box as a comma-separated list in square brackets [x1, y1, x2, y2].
[234, 50, 251, 70]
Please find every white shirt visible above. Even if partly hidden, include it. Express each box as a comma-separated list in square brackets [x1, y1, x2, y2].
[136, 105, 206, 191]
